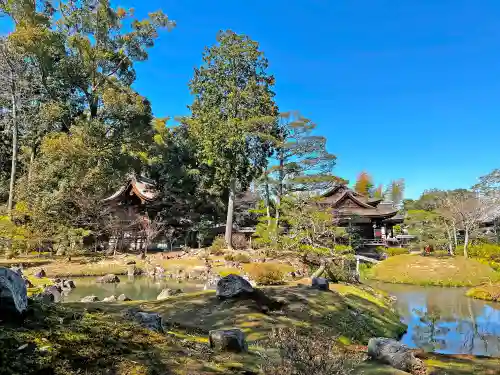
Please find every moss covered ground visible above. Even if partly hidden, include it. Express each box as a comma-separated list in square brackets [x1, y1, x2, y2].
[366, 254, 500, 287]
[0, 283, 405, 375]
[1, 281, 499, 374]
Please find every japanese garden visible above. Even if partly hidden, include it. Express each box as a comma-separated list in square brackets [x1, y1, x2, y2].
[1, 1, 500, 375]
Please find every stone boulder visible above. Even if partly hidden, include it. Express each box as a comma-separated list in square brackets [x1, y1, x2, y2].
[80, 295, 100, 303]
[311, 277, 329, 291]
[209, 329, 247, 353]
[0, 267, 28, 316]
[96, 274, 120, 283]
[10, 266, 23, 276]
[23, 277, 34, 288]
[216, 274, 254, 299]
[56, 248, 66, 256]
[35, 285, 62, 303]
[117, 294, 131, 302]
[62, 279, 76, 290]
[34, 269, 46, 278]
[368, 338, 425, 374]
[156, 288, 183, 300]
[102, 295, 117, 302]
[123, 308, 163, 332]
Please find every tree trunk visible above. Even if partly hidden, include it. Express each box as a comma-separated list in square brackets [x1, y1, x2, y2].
[275, 149, 285, 225]
[311, 259, 326, 278]
[224, 178, 236, 249]
[264, 176, 271, 226]
[7, 72, 17, 214]
[445, 226, 454, 256]
[463, 228, 469, 258]
[452, 222, 458, 248]
[28, 144, 36, 182]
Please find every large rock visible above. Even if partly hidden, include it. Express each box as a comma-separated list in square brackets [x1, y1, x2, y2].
[0, 267, 28, 315]
[312, 277, 329, 291]
[102, 295, 117, 302]
[80, 295, 100, 303]
[209, 329, 248, 353]
[368, 338, 425, 374]
[34, 269, 46, 278]
[96, 274, 120, 283]
[117, 294, 131, 302]
[216, 274, 254, 299]
[156, 288, 183, 300]
[40, 285, 62, 303]
[123, 308, 163, 332]
[10, 266, 23, 276]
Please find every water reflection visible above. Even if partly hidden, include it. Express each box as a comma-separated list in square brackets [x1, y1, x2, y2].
[372, 283, 500, 356]
[62, 276, 204, 302]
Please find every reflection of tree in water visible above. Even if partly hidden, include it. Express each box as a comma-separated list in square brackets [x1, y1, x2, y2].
[458, 297, 500, 356]
[412, 307, 450, 352]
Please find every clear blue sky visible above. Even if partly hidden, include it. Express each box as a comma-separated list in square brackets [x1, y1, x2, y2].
[6, 1, 500, 199]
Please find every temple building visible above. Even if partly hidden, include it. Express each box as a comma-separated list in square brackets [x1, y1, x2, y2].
[102, 175, 159, 252]
[320, 185, 405, 247]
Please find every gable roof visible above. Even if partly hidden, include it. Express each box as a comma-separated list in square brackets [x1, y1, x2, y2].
[320, 184, 398, 219]
[103, 175, 158, 204]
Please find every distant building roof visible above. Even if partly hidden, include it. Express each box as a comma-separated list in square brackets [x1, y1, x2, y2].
[320, 185, 399, 219]
[103, 175, 158, 204]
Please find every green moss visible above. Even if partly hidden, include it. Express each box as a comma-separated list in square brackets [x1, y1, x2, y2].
[367, 254, 500, 287]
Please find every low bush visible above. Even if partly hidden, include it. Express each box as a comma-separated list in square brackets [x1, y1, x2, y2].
[246, 263, 285, 285]
[231, 233, 248, 250]
[260, 327, 363, 375]
[430, 250, 451, 258]
[234, 252, 251, 263]
[376, 247, 409, 257]
[209, 236, 226, 255]
[224, 252, 250, 262]
[468, 243, 500, 261]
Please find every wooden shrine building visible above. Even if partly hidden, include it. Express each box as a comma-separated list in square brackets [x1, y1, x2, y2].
[102, 175, 159, 252]
[320, 185, 404, 247]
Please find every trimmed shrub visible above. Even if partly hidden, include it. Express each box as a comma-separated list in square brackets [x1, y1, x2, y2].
[376, 247, 409, 257]
[210, 236, 226, 255]
[468, 243, 500, 261]
[231, 233, 248, 250]
[246, 263, 285, 285]
[224, 252, 250, 263]
[234, 252, 251, 263]
[430, 250, 451, 258]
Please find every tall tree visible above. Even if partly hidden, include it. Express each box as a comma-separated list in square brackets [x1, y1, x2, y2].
[0, 0, 175, 236]
[354, 171, 373, 196]
[266, 111, 338, 222]
[188, 30, 278, 248]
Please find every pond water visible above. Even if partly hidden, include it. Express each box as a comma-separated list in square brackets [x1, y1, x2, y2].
[62, 276, 205, 302]
[372, 282, 500, 356]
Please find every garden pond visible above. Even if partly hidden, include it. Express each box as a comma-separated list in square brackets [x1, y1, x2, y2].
[61, 276, 204, 302]
[372, 282, 500, 357]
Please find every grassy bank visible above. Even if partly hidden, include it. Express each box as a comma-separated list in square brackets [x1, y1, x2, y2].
[366, 254, 500, 287]
[1, 283, 405, 374]
[466, 284, 500, 302]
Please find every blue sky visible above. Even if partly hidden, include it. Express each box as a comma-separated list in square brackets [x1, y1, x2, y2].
[4, 1, 500, 198]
